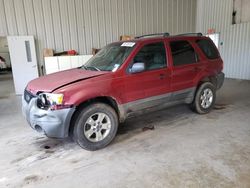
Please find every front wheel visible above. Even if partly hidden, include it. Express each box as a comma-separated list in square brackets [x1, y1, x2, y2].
[191, 82, 216, 114]
[72, 103, 118, 151]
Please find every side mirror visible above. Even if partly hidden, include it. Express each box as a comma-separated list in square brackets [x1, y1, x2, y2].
[130, 62, 145, 73]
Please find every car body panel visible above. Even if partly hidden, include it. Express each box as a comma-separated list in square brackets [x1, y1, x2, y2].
[23, 35, 224, 138]
[26, 68, 109, 94]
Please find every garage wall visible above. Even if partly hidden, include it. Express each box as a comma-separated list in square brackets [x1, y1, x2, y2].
[0, 0, 196, 73]
[196, 0, 250, 80]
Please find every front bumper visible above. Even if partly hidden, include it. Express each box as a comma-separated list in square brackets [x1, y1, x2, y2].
[22, 96, 75, 138]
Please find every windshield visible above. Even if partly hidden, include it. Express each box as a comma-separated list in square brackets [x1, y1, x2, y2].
[83, 42, 135, 71]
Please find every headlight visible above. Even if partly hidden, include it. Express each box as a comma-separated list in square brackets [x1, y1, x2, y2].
[37, 93, 64, 110]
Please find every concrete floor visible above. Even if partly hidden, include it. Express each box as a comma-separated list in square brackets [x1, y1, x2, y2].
[0, 72, 250, 188]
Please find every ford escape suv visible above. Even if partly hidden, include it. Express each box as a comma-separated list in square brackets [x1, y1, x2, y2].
[23, 33, 224, 151]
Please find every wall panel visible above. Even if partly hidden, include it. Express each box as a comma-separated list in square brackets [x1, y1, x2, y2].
[51, 0, 64, 51]
[68, 0, 79, 51]
[75, 0, 87, 54]
[33, 0, 47, 68]
[14, 0, 28, 35]
[23, 0, 37, 36]
[196, 0, 250, 80]
[0, 0, 8, 35]
[42, 0, 55, 49]
[3, 0, 18, 35]
[0, 0, 196, 74]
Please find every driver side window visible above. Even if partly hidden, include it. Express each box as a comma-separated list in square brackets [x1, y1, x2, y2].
[132, 42, 167, 71]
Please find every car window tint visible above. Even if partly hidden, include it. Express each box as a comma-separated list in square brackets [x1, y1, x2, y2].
[170, 40, 197, 66]
[196, 39, 219, 59]
[133, 42, 167, 71]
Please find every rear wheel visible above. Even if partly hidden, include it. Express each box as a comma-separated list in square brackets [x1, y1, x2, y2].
[72, 103, 118, 151]
[191, 82, 216, 114]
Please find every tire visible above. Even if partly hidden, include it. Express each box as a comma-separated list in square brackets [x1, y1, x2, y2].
[191, 82, 216, 114]
[72, 103, 118, 151]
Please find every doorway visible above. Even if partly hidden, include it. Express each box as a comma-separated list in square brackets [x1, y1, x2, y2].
[7, 36, 39, 95]
[0, 36, 14, 98]
[0, 36, 39, 96]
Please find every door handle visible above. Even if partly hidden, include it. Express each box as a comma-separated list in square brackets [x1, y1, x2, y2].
[194, 67, 202, 72]
[159, 74, 166, 79]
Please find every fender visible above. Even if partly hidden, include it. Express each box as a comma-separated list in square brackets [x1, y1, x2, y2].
[53, 74, 126, 120]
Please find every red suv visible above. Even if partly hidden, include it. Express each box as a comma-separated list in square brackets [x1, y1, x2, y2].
[23, 33, 224, 150]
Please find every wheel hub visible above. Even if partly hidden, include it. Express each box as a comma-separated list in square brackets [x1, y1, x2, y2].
[200, 88, 213, 109]
[84, 112, 111, 142]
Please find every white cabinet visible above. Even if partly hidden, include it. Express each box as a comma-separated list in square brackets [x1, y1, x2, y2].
[44, 55, 93, 75]
[44, 57, 58, 74]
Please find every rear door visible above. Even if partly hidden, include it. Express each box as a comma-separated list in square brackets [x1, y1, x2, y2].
[169, 40, 203, 90]
[168, 39, 203, 101]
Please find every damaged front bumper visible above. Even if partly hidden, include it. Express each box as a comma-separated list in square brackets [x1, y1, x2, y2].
[22, 95, 75, 138]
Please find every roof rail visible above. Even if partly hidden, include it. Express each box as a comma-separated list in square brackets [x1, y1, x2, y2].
[176, 32, 203, 36]
[135, 32, 170, 39]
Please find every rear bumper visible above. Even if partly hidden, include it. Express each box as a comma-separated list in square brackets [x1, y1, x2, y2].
[216, 72, 225, 90]
[22, 96, 75, 138]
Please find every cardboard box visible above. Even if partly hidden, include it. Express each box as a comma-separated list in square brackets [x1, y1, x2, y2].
[43, 48, 54, 57]
[120, 35, 134, 41]
[92, 48, 100, 55]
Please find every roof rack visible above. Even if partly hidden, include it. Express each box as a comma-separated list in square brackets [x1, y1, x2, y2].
[176, 32, 203, 36]
[135, 32, 170, 39]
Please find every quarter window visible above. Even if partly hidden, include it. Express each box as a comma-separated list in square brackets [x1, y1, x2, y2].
[132, 42, 167, 71]
[170, 41, 197, 66]
[196, 39, 219, 59]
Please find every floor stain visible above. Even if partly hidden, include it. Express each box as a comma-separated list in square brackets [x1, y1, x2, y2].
[70, 159, 80, 164]
[44, 150, 55, 154]
[214, 103, 228, 110]
[23, 175, 42, 185]
[142, 125, 155, 132]
[10, 157, 26, 164]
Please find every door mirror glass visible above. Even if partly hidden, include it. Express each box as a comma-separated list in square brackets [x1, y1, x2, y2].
[130, 62, 145, 73]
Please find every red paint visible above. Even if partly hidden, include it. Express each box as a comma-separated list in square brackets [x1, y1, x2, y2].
[26, 68, 108, 94]
[27, 36, 223, 107]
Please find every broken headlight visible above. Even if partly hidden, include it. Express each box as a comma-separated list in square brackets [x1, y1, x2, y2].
[37, 93, 64, 110]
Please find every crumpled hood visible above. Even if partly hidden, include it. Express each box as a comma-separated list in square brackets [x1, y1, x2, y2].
[26, 68, 108, 94]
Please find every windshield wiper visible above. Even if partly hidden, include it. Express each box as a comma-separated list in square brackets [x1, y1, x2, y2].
[88, 66, 101, 71]
[80, 65, 87, 70]
[80, 64, 101, 71]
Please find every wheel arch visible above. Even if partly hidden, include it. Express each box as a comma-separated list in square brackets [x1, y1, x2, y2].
[68, 96, 123, 137]
[198, 75, 217, 87]
[191, 75, 217, 105]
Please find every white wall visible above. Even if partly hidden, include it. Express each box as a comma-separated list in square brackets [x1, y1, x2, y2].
[0, 0, 197, 74]
[196, 0, 250, 80]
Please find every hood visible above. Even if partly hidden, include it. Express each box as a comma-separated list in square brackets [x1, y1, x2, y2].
[26, 68, 108, 94]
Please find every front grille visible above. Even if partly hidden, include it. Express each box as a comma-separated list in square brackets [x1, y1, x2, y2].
[24, 89, 36, 103]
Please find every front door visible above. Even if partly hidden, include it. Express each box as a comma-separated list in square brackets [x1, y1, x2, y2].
[123, 41, 171, 111]
[7, 36, 39, 95]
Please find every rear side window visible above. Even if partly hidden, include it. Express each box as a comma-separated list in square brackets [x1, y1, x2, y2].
[170, 41, 197, 66]
[196, 39, 219, 59]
